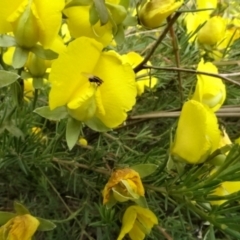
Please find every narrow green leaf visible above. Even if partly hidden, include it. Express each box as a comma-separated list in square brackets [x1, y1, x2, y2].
[12, 47, 29, 69]
[30, 45, 58, 60]
[34, 106, 68, 121]
[93, 0, 109, 25]
[65, 0, 92, 8]
[0, 212, 16, 225]
[0, 70, 19, 88]
[5, 123, 25, 139]
[0, 35, 16, 47]
[14, 202, 30, 215]
[37, 217, 56, 231]
[131, 164, 158, 178]
[85, 116, 111, 132]
[66, 117, 82, 150]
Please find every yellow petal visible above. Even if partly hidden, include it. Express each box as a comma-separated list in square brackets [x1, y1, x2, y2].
[171, 100, 221, 164]
[133, 206, 158, 225]
[192, 59, 226, 112]
[93, 51, 136, 128]
[33, 0, 65, 48]
[122, 51, 158, 96]
[0, 0, 23, 33]
[185, 13, 209, 43]
[0, 214, 40, 240]
[197, 0, 217, 16]
[198, 16, 226, 45]
[64, 6, 113, 46]
[211, 181, 240, 205]
[128, 223, 146, 240]
[117, 207, 137, 240]
[49, 37, 103, 110]
[139, 0, 183, 29]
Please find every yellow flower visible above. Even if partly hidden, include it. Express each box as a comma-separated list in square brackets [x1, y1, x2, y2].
[0, 0, 64, 48]
[211, 182, 240, 205]
[0, 214, 39, 240]
[184, 13, 209, 43]
[49, 37, 136, 129]
[102, 168, 145, 204]
[139, 0, 183, 29]
[192, 59, 226, 112]
[197, 0, 218, 16]
[117, 205, 158, 240]
[63, 6, 113, 46]
[171, 100, 221, 164]
[122, 52, 158, 96]
[24, 79, 34, 101]
[198, 16, 226, 45]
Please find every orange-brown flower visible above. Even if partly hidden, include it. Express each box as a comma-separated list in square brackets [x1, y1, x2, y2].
[102, 168, 145, 204]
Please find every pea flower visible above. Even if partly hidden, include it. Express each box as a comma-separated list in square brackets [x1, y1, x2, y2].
[64, 5, 113, 46]
[0, 0, 64, 48]
[198, 16, 226, 45]
[122, 52, 158, 96]
[0, 214, 39, 240]
[171, 100, 221, 164]
[192, 59, 226, 112]
[102, 168, 145, 204]
[49, 37, 136, 129]
[139, 0, 183, 29]
[117, 205, 158, 240]
[197, 0, 218, 16]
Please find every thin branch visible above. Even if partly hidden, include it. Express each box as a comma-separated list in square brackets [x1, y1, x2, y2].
[143, 65, 240, 87]
[52, 157, 110, 175]
[167, 16, 183, 102]
[134, 12, 182, 73]
[156, 225, 173, 240]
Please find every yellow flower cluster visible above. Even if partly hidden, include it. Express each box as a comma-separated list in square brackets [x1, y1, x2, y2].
[102, 168, 158, 240]
[184, 0, 240, 60]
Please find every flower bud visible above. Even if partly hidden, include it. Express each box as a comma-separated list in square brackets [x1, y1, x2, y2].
[10, 3, 40, 48]
[139, 0, 183, 29]
[27, 54, 47, 77]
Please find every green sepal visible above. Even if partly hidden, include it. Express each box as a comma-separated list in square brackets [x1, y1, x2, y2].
[89, 4, 100, 25]
[85, 116, 111, 132]
[37, 217, 56, 231]
[32, 77, 44, 89]
[30, 45, 58, 60]
[131, 164, 158, 178]
[113, 24, 125, 45]
[133, 196, 148, 208]
[0, 212, 16, 225]
[0, 70, 19, 88]
[21, 71, 32, 79]
[66, 117, 82, 150]
[65, 0, 92, 8]
[105, 193, 117, 209]
[0, 35, 16, 47]
[14, 202, 30, 215]
[208, 154, 226, 166]
[34, 106, 68, 121]
[93, 0, 109, 25]
[12, 47, 29, 69]
[123, 15, 138, 26]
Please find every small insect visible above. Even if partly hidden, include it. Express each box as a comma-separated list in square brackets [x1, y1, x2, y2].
[88, 75, 104, 86]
